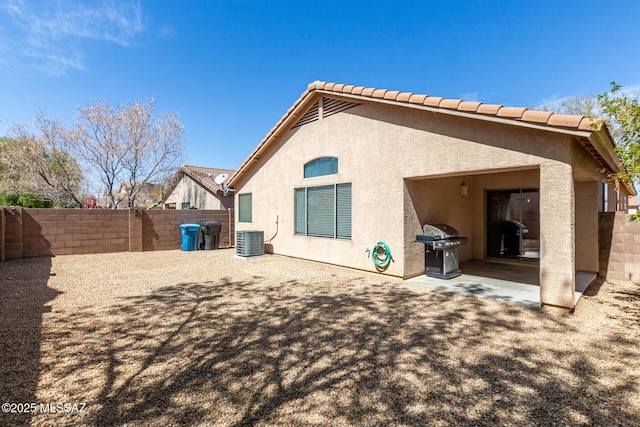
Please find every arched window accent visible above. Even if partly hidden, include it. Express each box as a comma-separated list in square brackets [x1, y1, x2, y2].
[304, 157, 338, 178]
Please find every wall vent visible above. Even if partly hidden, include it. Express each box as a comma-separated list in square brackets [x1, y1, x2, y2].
[291, 101, 320, 129]
[323, 97, 360, 117]
[291, 97, 361, 129]
[236, 230, 264, 257]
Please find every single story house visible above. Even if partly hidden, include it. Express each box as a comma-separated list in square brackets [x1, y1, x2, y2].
[227, 81, 637, 310]
[162, 165, 235, 210]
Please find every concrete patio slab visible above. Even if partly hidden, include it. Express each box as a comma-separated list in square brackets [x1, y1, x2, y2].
[405, 260, 596, 308]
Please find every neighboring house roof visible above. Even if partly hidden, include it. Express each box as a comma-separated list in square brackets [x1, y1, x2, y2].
[630, 196, 639, 207]
[228, 81, 636, 196]
[162, 165, 235, 204]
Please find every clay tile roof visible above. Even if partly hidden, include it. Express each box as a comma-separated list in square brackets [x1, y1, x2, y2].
[423, 96, 444, 107]
[521, 110, 554, 124]
[497, 107, 527, 119]
[396, 92, 413, 102]
[383, 90, 401, 100]
[457, 101, 482, 113]
[163, 165, 236, 203]
[578, 117, 601, 131]
[547, 114, 585, 128]
[361, 87, 376, 96]
[439, 99, 463, 110]
[307, 81, 598, 134]
[229, 80, 619, 190]
[408, 94, 427, 104]
[371, 89, 387, 98]
[476, 104, 503, 115]
[342, 84, 355, 93]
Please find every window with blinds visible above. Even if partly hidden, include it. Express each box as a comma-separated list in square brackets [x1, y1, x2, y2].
[294, 183, 351, 239]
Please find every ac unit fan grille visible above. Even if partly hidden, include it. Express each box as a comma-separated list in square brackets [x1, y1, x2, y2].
[236, 230, 264, 257]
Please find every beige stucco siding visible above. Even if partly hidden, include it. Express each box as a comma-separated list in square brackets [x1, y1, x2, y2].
[164, 175, 233, 210]
[575, 181, 600, 272]
[539, 162, 576, 307]
[235, 101, 577, 281]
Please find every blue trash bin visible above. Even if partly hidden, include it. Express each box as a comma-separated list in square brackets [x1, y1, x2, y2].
[180, 224, 201, 251]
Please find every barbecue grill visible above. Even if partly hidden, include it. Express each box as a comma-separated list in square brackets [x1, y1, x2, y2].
[416, 223, 469, 279]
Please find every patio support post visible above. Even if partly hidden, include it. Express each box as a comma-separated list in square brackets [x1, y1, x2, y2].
[539, 162, 576, 309]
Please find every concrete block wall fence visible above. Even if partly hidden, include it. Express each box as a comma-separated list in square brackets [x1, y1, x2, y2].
[0, 207, 234, 261]
[599, 212, 640, 281]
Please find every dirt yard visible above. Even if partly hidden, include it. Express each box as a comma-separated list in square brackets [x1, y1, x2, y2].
[1, 249, 639, 426]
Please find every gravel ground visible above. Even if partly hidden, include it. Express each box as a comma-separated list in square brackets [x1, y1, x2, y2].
[1, 249, 639, 426]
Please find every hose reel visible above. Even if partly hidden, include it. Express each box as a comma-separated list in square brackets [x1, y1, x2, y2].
[371, 241, 392, 271]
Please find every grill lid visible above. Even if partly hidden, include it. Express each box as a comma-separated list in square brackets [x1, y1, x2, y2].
[421, 223, 460, 240]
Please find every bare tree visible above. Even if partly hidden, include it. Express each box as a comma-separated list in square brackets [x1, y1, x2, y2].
[118, 99, 184, 207]
[72, 98, 185, 208]
[554, 96, 598, 117]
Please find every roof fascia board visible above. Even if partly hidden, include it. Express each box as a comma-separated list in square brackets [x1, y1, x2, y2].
[589, 131, 637, 195]
[160, 169, 185, 204]
[228, 92, 322, 187]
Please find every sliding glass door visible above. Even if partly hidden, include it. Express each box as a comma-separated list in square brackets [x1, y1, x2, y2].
[486, 189, 540, 261]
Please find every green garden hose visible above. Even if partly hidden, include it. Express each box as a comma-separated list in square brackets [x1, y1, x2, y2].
[372, 242, 392, 271]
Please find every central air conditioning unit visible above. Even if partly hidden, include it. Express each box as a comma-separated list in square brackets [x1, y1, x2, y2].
[236, 230, 264, 257]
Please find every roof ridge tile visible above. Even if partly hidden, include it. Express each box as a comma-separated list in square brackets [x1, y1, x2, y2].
[408, 94, 427, 104]
[457, 101, 482, 113]
[439, 99, 463, 109]
[547, 113, 585, 128]
[362, 87, 376, 96]
[342, 84, 355, 93]
[423, 96, 443, 107]
[477, 104, 503, 115]
[497, 106, 528, 119]
[396, 92, 413, 102]
[384, 90, 401, 101]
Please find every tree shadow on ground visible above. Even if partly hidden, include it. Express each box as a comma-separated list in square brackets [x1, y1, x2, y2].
[25, 274, 640, 426]
[584, 277, 640, 326]
[0, 257, 60, 427]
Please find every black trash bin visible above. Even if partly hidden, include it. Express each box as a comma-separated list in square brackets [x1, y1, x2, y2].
[200, 221, 222, 250]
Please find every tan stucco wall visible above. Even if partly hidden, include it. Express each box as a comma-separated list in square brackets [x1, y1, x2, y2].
[236, 100, 578, 279]
[164, 175, 233, 210]
[538, 163, 576, 308]
[575, 181, 600, 272]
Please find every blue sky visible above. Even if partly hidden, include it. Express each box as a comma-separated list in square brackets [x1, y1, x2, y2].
[1, 0, 639, 171]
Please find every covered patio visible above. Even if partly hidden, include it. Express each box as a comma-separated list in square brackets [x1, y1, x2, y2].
[406, 260, 597, 308]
